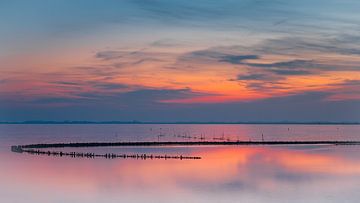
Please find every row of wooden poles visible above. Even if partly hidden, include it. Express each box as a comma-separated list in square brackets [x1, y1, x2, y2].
[13, 147, 201, 160]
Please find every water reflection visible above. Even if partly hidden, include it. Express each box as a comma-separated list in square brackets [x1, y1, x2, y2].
[1, 124, 360, 202]
[1, 145, 360, 203]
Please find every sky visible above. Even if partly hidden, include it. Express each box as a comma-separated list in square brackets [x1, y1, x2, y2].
[0, 0, 360, 122]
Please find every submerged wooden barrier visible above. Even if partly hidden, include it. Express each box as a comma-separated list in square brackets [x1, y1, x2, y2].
[14, 148, 201, 160]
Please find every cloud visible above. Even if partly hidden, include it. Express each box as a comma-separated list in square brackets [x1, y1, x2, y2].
[74, 66, 120, 76]
[150, 39, 188, 47]
[255, 37, 360, 56]
[244, 81, 289, 92]
[25, 87, 211, 107]
[181, 34, 360, 68]
[237, 73, 276, 81]
[326, 79, 360, 101]
[219, 55, 259, 64]
[95, 51, 125, 60]
[338, 79, 360, 86]
[115, 88, 211, 105]
[130, 0, 233, 25]
[247, 59, 314, 68]
[92, 83, 129, 90]
[95, 49, 156, 61]
[2, 89, 359, 122]
[180, 50, 226, 62]
[94, 49, 174, 69]
[179, 48, 259, 64]
[270, 69, 312, 76]
[179, 38, 360, 93]
[51, 81, 81, 86]
[235, 60, 315, 82]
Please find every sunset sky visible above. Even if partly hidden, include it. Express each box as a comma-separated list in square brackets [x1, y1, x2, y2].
[0, 0, 359, 122]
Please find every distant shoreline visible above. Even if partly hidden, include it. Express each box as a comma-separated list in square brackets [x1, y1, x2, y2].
[1, 121, 359, 125]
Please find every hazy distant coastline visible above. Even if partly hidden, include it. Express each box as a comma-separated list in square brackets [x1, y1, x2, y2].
[1, 121, 359, 125]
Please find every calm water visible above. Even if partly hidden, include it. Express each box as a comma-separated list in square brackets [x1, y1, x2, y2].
[1, 124, 360, 203]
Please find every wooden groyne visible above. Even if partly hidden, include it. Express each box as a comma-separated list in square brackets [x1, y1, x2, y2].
[14, 140, 360, 150]
[16, 148, 201, 160]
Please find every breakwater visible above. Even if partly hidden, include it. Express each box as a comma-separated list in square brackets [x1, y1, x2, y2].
[14, 148, 201, 160]
[13, 140, 360, 150]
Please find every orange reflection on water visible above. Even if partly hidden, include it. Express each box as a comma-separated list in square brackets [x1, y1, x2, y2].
[2, 145, 360, 197]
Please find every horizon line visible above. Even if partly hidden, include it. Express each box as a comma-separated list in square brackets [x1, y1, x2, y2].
[1, 120, 359, 125]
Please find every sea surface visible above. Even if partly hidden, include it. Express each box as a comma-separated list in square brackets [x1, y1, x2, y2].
[0, 124, 360, 203]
